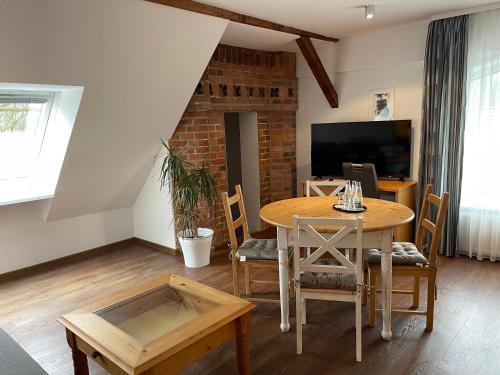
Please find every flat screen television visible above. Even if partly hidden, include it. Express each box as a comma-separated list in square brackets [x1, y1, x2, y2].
[311, 120, 412, 179]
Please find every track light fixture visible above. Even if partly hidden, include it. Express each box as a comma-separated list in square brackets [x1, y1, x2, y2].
[365, 4, 375, 20]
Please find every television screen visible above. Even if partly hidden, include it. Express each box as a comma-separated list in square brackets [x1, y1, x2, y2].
[311, 120, 412, 179]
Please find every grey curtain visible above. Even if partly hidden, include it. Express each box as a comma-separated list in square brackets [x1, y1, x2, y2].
[418, 16, 468, 257]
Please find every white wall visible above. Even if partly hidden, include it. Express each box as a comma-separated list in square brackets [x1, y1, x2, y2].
[0, 0, 228, 273]
[133, 154, 177, 248]
[0, 0, 228, 221]
[0, 204, 133, 274]
[296, 21, 428, 191]
[239, 112, 261, 233]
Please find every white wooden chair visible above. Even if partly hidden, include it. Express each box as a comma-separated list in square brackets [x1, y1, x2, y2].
[305, 179, 346, 197]
[305, 179, 349, 258]
[292, 215, 364, 362]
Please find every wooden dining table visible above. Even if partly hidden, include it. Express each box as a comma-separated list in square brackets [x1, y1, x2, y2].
[260, 196, 414, 340]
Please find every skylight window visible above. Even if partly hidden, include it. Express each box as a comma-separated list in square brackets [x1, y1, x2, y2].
[0, 93, 54, 181]
[0, 83, 83, 206]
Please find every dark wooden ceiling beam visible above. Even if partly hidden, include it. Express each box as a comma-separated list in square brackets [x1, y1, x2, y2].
[144, 0, 339, 43]
[296, 36, 338, 108]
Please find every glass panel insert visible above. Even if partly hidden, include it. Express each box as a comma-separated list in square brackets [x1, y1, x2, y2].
[97, 284, 218, 344]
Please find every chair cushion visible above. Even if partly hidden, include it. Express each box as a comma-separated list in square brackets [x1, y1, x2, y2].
[236, 238, 281, 261]
[300, 272, 356, 291]
[365, 242, 429, 266]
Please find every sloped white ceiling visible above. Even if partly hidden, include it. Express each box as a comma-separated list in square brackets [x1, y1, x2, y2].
[204, 0, 493, 38]
[0, 0, 228, 221]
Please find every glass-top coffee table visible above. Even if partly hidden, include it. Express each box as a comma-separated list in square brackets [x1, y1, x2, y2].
[58, 274, 255, 375]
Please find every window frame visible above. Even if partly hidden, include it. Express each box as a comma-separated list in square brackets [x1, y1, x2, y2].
[0, 90, 57, 182]
[0, 83, 84, 206]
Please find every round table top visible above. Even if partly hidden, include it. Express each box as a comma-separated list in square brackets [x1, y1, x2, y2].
[260, 197, 414, 233]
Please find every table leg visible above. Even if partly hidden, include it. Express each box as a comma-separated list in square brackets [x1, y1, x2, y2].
[72, 347, 89, 375]
[235, 312, 251, 375]
[66, 330, 89, 375]
[380, 229, 393, 340]
[277, 226, 290, 332]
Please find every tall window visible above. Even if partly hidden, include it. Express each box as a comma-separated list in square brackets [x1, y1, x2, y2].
[458, 9, 500, 260]
[0, 93, 54, 181]
[460, 61, 500, 209]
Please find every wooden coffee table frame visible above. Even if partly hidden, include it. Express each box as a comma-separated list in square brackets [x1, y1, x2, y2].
[59, 274, 255, 375]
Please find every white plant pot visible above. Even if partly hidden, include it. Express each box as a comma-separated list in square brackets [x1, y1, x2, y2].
[178, 228, 214, 268]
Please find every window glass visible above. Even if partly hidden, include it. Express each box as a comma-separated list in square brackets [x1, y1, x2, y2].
[0, 94, 53, 181]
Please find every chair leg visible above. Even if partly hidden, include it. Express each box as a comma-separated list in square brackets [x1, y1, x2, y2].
[301, 298, 307, 325]
[362, 269, 368, 306]
[232, 258, 240, 297]
[289, 262, 296, 298]
[412, 275, 420, 309]
[426, 270, 436, 331]
[295, 289, 302, 354]
[368, 268, 377, 327]
[244, 266, 251, 295]
[355, 292, 362, 362]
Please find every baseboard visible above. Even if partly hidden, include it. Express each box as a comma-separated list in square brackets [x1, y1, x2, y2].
[0, 238, 136, 284]
[212, 242, 229, 256]
[133, 237, 178, 256]
[0, 237, 180, 284]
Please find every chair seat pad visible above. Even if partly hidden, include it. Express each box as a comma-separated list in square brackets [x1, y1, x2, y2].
[300, 272, 356, 291]
[236, 238, 282, 261]
[366, 242, 429, 266]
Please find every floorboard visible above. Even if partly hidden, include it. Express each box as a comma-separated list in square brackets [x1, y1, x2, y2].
[0, 244, 499, 375]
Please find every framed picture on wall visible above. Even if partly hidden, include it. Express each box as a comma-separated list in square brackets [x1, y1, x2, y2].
[369, 88, 394, 121]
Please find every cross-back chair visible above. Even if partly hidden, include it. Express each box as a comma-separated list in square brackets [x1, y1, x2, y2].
[305, 179, 346, 197]
[366, 184, 450, 331]
[305, 179, 348, 257]
[222, 185, 290, 304]
[293, 216, 364, 362]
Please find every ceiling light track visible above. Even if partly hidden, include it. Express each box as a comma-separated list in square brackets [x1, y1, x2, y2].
[365, 4, 375, 20]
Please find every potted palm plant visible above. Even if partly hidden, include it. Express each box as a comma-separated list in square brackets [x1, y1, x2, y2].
[159, 140, 218, 268]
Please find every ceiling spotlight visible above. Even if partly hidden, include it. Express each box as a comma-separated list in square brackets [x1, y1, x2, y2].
[365, 4, 375, 20]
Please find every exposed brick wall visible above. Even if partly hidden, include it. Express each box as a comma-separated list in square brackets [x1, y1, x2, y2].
[169, 44, 297, 249]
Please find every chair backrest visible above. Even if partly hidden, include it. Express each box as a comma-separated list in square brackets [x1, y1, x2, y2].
[415, 184, 450, 267]
[221, 185, 251, 254]
[293, 216, 363, 288]
[342, 162, 379, 198]
[305, 179, 346, 197]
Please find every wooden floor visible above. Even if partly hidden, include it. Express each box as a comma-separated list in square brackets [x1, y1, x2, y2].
[1, 244, 500, 375]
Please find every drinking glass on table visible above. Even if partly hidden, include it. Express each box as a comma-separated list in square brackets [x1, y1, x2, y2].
[338, 192, 345, 208]
[353, 181, 363, 210]
[356, 181, 364, 209]
[344, 180, 353, 209]
[343, 181, 350, 209]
